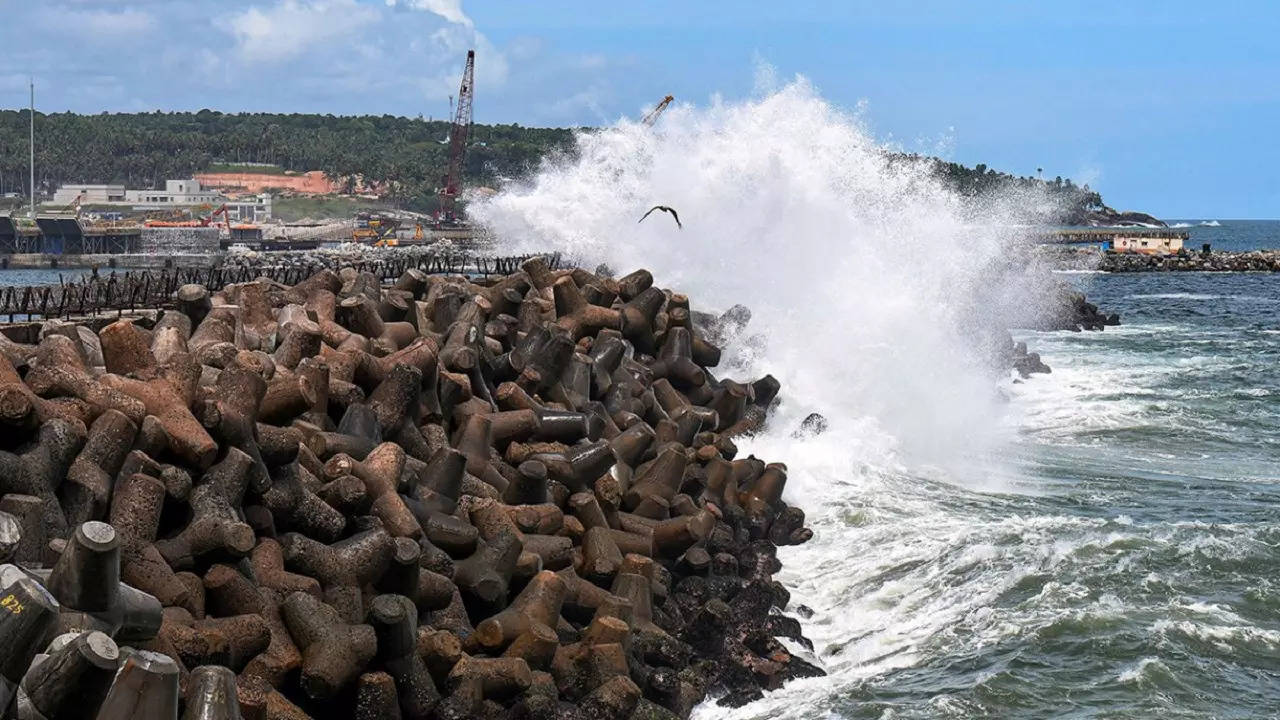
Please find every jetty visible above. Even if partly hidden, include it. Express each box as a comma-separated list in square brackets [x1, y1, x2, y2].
[0, 215, 486, 270]
[1035, 227, 1191, 254]
[0, 216, 142, 258]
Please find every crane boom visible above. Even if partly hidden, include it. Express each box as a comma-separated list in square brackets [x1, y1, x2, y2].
[437, 50, 475, 224]
[60, 194, 83, 218]
[641, 95, 674, 126]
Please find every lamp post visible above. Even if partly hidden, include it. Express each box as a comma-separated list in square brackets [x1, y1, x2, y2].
[29, 77, 36, 218]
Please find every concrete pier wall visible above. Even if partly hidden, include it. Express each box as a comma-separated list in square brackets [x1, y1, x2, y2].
[139, 227, 220, 254]
[1, 253, 223, 270]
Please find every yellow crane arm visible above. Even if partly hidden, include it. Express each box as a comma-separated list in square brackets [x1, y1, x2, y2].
[641, 95, 674, 126]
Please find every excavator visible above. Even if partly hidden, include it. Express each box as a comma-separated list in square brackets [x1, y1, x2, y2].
[144, 203, 236, 230]
[56, 195, 85, 218]
[374, 219, 423, 247]
[205, 204, 233, 231]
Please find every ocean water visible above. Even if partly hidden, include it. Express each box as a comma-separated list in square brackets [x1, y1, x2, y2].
[717, 271, 1280, 719]
[0, 268, 91, 286]
[1164, 219, 1280, 251]
[470, 78, 1280, 718]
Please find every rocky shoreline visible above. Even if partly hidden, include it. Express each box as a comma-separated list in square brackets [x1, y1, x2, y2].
[0, 258, 821, 720]
[1097, 249, 1280, 272]
[1043, 246, 1280, 273]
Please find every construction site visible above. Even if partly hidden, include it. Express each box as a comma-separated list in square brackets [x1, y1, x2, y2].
[1, 49, 513, 269]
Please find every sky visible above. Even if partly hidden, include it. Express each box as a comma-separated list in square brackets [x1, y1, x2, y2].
[2, 0, 1278, 218]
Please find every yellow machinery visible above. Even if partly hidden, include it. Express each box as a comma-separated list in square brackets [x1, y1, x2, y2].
[353, 212, 400, 243]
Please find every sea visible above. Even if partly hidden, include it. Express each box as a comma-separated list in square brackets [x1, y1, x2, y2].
[725, 268, 1280, 719]
[1165, 219, 1280, 252]
[468, 78, 1280, 720]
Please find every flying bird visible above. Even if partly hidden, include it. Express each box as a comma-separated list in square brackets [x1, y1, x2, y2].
[638, 205, 681, 229]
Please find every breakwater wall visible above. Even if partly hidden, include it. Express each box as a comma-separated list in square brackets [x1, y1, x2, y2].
[0, 252, 559, 322]
[0, 257, 819, 719]
[1044, 248, 1280, 272]
[1097, 250, 1280, 272]
[140, 227, 222, 255]
[1, 252, 223, 271]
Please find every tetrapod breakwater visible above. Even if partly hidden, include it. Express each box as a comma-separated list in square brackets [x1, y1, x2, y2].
[0, 256, 820, 720]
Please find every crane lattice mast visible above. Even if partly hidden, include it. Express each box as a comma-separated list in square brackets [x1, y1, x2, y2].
[438, 50, 475, 223]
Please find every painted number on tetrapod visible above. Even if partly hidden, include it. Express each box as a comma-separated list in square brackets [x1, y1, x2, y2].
[0, 593, 23, 614]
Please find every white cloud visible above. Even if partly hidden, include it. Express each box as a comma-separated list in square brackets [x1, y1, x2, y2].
[230, 0, 379, 63]
[393, 3, 506, 102]
[386, 0, 506, 101]
[385, 0, 472, 27]
[542, 87, 606, 123]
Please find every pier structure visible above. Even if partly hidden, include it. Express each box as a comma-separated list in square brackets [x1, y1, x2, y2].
[0, 216, 487, 269]
[1035, 227, 1190, 254]
[1, 216, 142, 258]
[220, 225, 483, 251]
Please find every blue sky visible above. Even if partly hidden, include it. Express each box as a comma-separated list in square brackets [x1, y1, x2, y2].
[2, 1, 1278, 218]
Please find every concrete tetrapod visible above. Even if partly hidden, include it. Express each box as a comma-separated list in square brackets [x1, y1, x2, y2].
[0, 260, 821, 719]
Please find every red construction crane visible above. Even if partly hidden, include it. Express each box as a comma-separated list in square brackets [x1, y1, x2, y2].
[437, 50, 474, 225]
[201, 204, 230, 228]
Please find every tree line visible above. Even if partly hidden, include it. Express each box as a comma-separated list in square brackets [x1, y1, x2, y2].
[917, 156, 1107, 223]
[0, 110, 577, 213]
[0, 109, 1107, 219]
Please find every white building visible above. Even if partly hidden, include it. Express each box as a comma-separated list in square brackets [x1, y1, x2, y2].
[1111, 234, 1184, 255]
[126, 179, 220, 209]
[226, 194, 273, 223]
[52, 179, 220, 209]
[50, 179, 272, 222]
[52, 184, 127, 205]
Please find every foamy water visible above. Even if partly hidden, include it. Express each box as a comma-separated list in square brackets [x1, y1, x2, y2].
[473, 78, 1048, 471]
[472, 83, 1280, 718]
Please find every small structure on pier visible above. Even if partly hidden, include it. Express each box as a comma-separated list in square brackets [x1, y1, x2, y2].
[1036, 227, 1189, 255]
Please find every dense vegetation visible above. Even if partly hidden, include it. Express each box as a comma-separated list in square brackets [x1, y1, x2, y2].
[0, 110, 1111, 220]
[932, 159, 1102, 210]
[0, 110, 576, 213]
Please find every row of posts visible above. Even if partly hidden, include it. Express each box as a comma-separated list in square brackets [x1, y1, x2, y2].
[0, 252, 561, 323]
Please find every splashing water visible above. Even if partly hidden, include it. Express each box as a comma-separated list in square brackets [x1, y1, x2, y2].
[472, 80, 1280, 719]
[466, 78, 1084, 714]
[473, 78, 1046, 473]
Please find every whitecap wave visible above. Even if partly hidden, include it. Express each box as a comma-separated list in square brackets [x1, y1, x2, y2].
[1128, 293, 1222, 300]
[1117, 657, 1172, 685]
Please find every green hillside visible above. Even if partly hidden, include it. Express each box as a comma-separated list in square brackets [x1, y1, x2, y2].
[0, 109, 1116, 221]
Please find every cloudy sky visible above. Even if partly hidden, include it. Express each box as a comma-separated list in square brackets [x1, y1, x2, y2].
[3, 0, 1279, 217]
